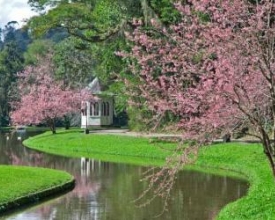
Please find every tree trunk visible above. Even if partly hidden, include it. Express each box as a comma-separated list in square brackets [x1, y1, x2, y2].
[264, 148, 275, 176]
[52, 119, 56, 134]
[64, 115, 70, 130]
[262, 134, 275, 176]
[47, 118, 56, 134]
[140, 0, 160, 26]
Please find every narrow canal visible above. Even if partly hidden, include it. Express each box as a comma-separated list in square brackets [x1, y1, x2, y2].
[0, 131, 248, 220]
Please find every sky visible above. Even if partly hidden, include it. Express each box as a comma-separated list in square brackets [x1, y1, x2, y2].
[0, 0, 38, 28]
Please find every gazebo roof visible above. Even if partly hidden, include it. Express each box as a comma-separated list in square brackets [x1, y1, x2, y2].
[87, 77, 101, 94]
[86, 77, 115, 97]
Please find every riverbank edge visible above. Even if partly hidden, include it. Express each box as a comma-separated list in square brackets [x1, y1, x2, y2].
[23, 130, 275, 219]
[0, 177, 75, 215]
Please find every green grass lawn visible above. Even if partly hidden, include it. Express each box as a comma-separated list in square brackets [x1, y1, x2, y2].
[23, 129, 275, 219]
[0, 165, 74, 212]
[0, 127, 13, 132]
[24, 129, 176, 166]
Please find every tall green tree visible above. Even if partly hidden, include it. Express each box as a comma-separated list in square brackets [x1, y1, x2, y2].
[24, 39, 54, 65]
[26, 0, 181, 128]
[53, 37, 95, 88]
[0, 24, 25, 126]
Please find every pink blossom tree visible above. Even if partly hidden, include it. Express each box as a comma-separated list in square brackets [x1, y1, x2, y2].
[119, 0, 275, 178]
[10, 55, 93, 134]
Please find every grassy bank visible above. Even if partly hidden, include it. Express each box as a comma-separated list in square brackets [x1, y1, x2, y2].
[23, 129, 275, 219]
[24, 129, 176, 166]
[0, 126, 49, 132]
[0, 127, 13, 132]
[195, 142, 275, 219]
[0, 166, 74, 213]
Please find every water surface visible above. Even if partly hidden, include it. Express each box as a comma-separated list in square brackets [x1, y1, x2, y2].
[0, 131, 248, 220]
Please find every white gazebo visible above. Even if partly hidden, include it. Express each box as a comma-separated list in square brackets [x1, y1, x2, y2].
[81, 78, 114, 128]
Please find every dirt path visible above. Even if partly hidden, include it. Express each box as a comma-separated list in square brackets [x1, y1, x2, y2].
[89, 129, 182, 138]
[88, 128, 261, 143]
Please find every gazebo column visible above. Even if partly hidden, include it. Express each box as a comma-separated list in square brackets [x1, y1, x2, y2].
[85, 101, 90, 134]
[87, 101, 90, 117]
[98, 100, 102, 125]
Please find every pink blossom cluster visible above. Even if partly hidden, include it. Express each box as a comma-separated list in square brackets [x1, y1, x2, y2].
[120, 0, 275, 148]
[10, 56, 93, 132]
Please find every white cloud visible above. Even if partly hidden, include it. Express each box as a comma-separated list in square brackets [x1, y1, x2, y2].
[0, 0, 38, 28]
